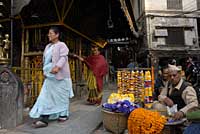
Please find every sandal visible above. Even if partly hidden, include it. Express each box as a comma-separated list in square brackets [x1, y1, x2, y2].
[58, 116, 69, 122]
[95, 102, 101, 106]
[32, 120, 48, 128]
[95, 100, 101, 106]
[86, 101, 96, 105]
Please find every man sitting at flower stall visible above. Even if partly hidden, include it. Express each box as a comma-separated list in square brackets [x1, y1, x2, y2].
[158, 64, 198, 120]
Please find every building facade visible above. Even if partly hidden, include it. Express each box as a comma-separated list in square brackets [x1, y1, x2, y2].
[131, 0, 200, 75]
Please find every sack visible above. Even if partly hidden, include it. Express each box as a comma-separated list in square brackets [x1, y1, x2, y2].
[167, 104, 177, 116]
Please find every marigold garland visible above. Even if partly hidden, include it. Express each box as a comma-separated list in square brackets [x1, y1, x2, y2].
[128, 108, 167, 134]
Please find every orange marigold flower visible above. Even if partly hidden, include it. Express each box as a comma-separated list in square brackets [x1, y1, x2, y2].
[128, 108, 167, 134]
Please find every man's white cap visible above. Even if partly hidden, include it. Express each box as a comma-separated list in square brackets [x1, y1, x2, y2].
[168, 64, 181, 71]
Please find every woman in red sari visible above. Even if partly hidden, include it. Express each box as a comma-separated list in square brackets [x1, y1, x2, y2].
[74, 46, 108, 105]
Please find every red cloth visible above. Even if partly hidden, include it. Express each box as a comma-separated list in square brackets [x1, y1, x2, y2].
[84, 54, 108, 91]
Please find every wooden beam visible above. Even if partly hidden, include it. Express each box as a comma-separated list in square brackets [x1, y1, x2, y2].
[0, 16, 21, 23]
[53, 0, 61, 21]
[62, 23, 106, 48]
[24, 21, 107, 48]
[20, 28, 25, 69]
[62, 0, 74, 21]
[24, 22, 61, 29]
[61, 0, 67, 20]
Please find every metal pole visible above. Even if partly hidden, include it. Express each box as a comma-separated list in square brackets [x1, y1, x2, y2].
[10, 0, 13, 67]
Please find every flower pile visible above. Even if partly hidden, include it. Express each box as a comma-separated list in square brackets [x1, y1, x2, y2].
[102, 100, 139, 115]
[107, 93, 135, 104]
[128, 108, 167, 134]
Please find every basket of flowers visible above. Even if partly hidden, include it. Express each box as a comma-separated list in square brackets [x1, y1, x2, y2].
[102, 100, 139, 134]
[102, 108, 128, 134]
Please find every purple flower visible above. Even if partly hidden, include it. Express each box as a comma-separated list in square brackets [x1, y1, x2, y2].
[123, 104, 129, 108]
[103, 100, 140, 114]
[129, 105, 134, 110]
[116, 103, 121, 108]
[123, 100, 131, 106]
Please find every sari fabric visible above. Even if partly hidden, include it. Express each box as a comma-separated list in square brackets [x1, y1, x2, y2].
[29, 44, 74, 119]
[84, 54, 108, 103]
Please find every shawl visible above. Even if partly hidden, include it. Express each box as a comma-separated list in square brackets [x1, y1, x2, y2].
[84, 54, 108, 91]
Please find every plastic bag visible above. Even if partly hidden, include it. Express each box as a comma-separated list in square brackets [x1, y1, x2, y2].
[167, 104, 177, 116]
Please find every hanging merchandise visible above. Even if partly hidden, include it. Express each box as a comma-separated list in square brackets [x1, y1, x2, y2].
[117, 68, 153, 103]
[144, 71, 153, 103]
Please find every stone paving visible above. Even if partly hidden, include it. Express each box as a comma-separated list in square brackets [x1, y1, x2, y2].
[0, 83, 117, 134]
[92, 124, 128, 134]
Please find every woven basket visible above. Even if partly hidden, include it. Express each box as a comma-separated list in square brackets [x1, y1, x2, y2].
[101, 108, 128, 134]
[162, 126, 171, 134]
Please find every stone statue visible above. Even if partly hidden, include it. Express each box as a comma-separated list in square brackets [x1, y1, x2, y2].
[3, 34, 10, 59]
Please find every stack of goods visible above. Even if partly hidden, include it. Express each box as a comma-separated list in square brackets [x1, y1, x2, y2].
[117, 69, 152, 103]
[117, 70, 127, 94]
[128, 108, 167, 134]
[144, 71, 153, 103]
[137, 71, 145, 102]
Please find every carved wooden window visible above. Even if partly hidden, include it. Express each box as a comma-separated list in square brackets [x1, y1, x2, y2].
[167, 0, 182, 10]
[166, 28, 184, 46]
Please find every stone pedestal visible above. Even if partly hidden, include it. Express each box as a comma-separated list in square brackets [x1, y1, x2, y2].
[0, 67, 24, 129]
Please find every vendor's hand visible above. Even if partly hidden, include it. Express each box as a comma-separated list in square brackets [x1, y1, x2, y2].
[72, 54, 78, 57]
[158, 95, 166, 101]
[78, 57, 84, 61]
[51, 66, 60, 74]
[163, 97, 174, 107]
[173, 111, 184, 120]
[76, 55, 84, 61]
[73, 54, 84, 61]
